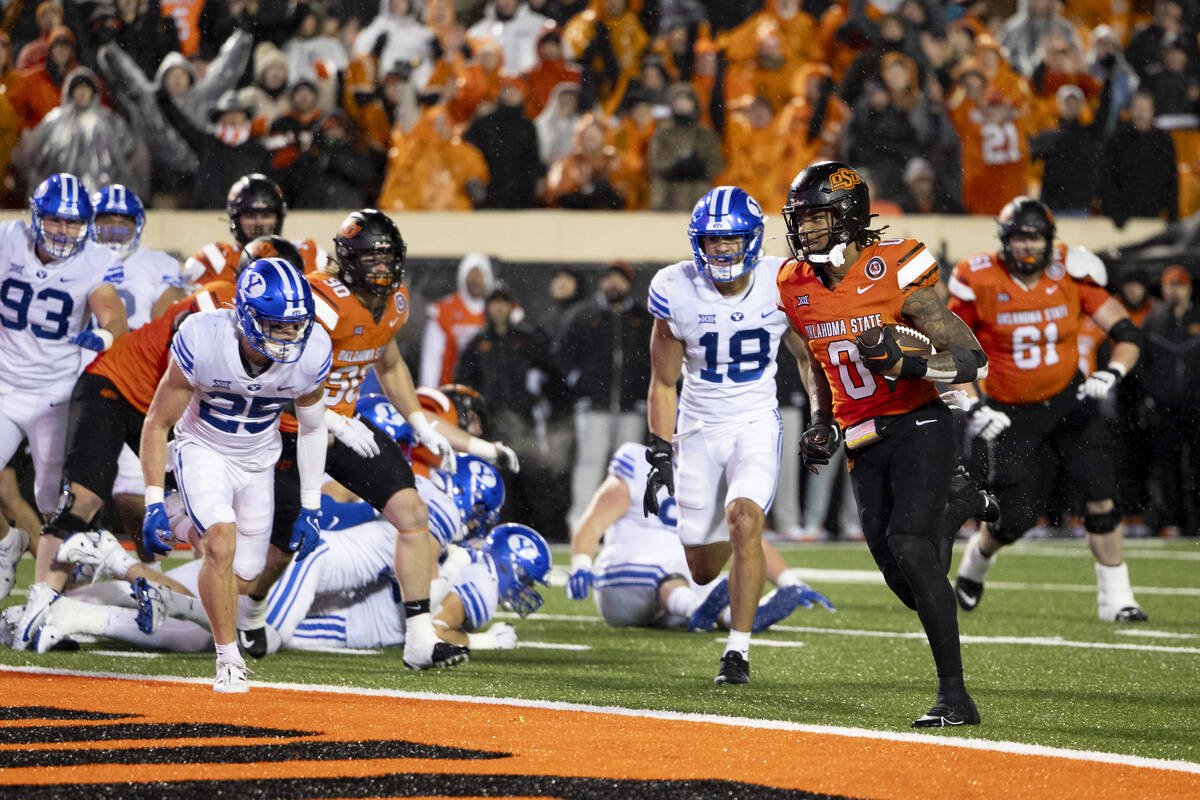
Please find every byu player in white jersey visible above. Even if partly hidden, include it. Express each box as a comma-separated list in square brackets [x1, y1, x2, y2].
[645, 186, 810, 685]
[0, 174, 128, 631]
[90, 185, 187, 533]
[139, 257, 332, 693]
[567, 442, 832, 630]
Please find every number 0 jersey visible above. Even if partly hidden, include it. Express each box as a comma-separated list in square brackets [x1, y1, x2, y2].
[777, 239, 940, 429]
[647, 257, 790, 424]
[170, 309, 332, 471]
[947, 244, 1111, 405]
[0, 220, 122, 392]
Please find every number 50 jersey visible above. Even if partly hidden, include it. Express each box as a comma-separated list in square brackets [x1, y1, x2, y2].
[647, 256, 790, 424]
[170, 309, 332, 471]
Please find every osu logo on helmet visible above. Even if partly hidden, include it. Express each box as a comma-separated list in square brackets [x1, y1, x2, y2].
[829, 168, 862, 191]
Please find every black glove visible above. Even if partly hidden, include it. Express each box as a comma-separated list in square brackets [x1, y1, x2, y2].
[854, 326, 903, 375]
[643, 433, 675, 517]
[799, 413, 842, 473]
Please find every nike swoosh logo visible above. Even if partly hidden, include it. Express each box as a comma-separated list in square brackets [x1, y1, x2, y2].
[856, 284, 874, 294]
[761, 310, 775, 318]
[326, 515, 339, 529]
[237, 630, 256, 648]
[1045, 287, 1057, 294]
[955, 587, 979, 609]
[915, 419, 936, 426]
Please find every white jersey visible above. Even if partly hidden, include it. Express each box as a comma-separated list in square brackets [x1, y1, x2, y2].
[647, 256, 789, 424]
[111, 248, 184, 329]
[0, 220, 122, 391]
[604, 442, 680, 548]
[415, 472, 465, 549]
[170, 308, 332, 471]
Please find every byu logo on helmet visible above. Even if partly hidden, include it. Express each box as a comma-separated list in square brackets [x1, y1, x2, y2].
[688, 186, 765, 283]
[243, 271, 267, 297]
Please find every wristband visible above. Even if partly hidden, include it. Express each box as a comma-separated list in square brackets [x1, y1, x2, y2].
[571, 553, 593, 572]
[144, 486, 164, 505]
[1106, 362, 1127, 379]
[95, 329, 114, 351]
[299, 490, 321, 511]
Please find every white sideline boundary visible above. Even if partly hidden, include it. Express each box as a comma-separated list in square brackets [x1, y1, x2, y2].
[2, 663, 1197, 776]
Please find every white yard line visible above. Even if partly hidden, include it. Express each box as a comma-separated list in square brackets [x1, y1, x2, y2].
[2, 663, 1197, 774]
[515, 641, 591, 650]
[784, 567, 1200, 596]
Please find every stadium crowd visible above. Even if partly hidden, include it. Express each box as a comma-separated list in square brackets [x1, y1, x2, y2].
[0, 0, 1192, 221]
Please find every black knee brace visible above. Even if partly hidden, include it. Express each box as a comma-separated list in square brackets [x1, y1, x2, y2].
[1084, 505, 1121, 534]
[42, 484, 95, 538]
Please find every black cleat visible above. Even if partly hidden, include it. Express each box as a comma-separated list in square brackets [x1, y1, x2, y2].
[978, 490, 1000, 524]
[1115, 605, 1149, 622]
[954, 575, 984, 612]
[912, 696, 980, 728]
[405, 641, 470, 671]
[714, 651, 749, 685]
[237, 626, 268, 659]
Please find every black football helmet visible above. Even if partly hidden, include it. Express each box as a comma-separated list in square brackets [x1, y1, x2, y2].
[439, 382, 490, 437]
[781, 161, 872, 262]
[237, 235, 304, 276]
[227, 173, 286, 245]
[997, 196, 1055, 276]
[333, 209, 406, 296]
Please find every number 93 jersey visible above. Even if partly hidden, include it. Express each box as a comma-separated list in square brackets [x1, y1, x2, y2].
[648, 256, 790, 424]
[170, 309, 333, 471]
[0, 220, 122, 392]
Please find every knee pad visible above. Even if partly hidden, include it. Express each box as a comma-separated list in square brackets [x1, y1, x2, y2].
[43, 485, 95, 537]
[1084, 505, 1121, 534]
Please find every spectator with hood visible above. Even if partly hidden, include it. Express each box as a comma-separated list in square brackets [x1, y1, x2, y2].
[1000, 0, 1083, 77]
[647, 82, 722, 210]
[15, 66, 149, 196]
[377, 104, 489, 210]
[14, 0, 64, 70]
[354, 0, 436, 92]
[239, 41, 292, 130]
[718, 0, 819, 66]
[465, 76, 544, 207]
[468, 0, 552, 76]
[523, 26, 581, 117]
[421, 253, 496, 387]
[775, 62, 848, 194]
[284, 6, 349, 86]
[545, 113, 633, 209]
[110, 0, 181, 79]
[536, 81, 583, 165]
[562, 0, 649, 112]
[10, 24, 77, 129]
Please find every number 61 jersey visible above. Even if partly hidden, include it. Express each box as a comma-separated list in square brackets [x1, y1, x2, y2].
[648, 257, 790, 424]
[170, 309, 332, 471]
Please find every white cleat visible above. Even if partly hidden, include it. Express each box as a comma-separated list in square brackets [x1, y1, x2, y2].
[131, 577, 169, 634]
[213, 660, 250, 693]
[57, 530, 126, 581]
[0, 528, 30, 600]
[35, 623, 69, 654]
[12, 582, 59, 651]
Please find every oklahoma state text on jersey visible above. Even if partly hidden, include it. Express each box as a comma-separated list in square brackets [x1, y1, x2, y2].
[280, 272, 411, 433]
[777, 239, 940, 428]
[87, 282, 236, 413]
[948, 244, 1111, 404]
[183, 238, 328, 287]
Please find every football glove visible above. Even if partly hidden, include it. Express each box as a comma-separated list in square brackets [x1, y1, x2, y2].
[289, 508, 323, 562]
[410, 411, 457, 473]
[795, 584, 836, 612]
[493, 441, 520, 473]
[967, 405, 1012, 442]
[1077, 367, 1120, 401]
[799, 415, 842, 473]
[70, 329, 111, 352]
[642, 433, 674, 517]
[326, 410, 380, 458]
[566, 568, 594, 600]
[141, 502, 174, 557]
[854, 326, 903, 375]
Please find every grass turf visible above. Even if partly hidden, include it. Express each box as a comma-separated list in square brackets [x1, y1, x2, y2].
[2, 537, 1197, 764]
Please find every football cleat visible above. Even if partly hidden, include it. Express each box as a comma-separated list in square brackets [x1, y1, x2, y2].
[131, 578, 168, 635]
[0, 528, 29, 600]
[237, 626, 269, 659]
[34, 623, 78, 654]
[954, 576, 984, 612]
[978, 490, 1000, 524]
[713, 651, 750, 685]
[57, 530, 125, 580]
[688, 577, 729, 633]
[751, 586, 804, 633]
[12, 582, 59, 651]
[404, 640, 470, 671]
[912, 696, 981, 728]
[1112, 605, 1149, 623]
[213, 660, 250, 693]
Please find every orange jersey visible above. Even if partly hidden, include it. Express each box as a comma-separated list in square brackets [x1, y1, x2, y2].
[420, 292, 485, 386]
[947, 244, 1111, 405]
[950, 101, 1032, 216]
[87, 282, 236, 413]
[160, 0, 204, 55]
[777, 239, 941, 429]
[280, 274, 411, 433]
[183, 238, 328, 287]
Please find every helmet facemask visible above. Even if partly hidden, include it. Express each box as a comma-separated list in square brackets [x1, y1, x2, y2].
[92, 213, 142, 258]
[497, 561, 545, 617]
[241, 306, 313, 363]
[1001, 230, 1053, 276]
[692, 231, 761, 282]
[783, 205, 849, 263]
[33, 212, 89, 260]
[344, 250, 402, 296]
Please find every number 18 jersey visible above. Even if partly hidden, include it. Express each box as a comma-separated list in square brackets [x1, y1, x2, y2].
[170, 309, 332, 471]
[647, 257, 790, 424]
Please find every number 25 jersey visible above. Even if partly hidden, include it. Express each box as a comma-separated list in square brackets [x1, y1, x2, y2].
[647, 257, 790, 424]
[170, 309, 332, 471]
[947, 245, 1110, 405]
[777, 239, 940, 429]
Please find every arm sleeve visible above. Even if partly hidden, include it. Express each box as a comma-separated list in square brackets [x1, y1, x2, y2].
[294, 397, 327, 510]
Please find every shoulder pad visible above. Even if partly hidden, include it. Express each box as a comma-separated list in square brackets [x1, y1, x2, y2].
[1065, 245, 1107, 286]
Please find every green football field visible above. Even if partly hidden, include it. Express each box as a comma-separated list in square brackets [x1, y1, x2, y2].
[2, 537, 1198, 765]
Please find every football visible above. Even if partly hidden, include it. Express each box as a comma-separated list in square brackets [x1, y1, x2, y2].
[860, 324, 935, 356]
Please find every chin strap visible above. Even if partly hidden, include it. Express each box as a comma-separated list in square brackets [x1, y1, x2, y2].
[807, 243, 848, 267]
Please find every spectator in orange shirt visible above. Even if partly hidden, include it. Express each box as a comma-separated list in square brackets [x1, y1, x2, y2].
[420, 253, 496, 387]
[562, 0, 649, 112]
[689, 35, 721, 130]
[14, 0, 64, 70]
[718, 0, 819, 67]
[723, 21, 800, 112]
[948, 64, 1033, 215]
[975, 34, 1033, 116]
[1028, 32, 1101, 134]
[523, 28, 580, 117]
[10, 25, 77, 130]
[448, 38, 505, 124]
[715, 94, 787, 210]
[378, 104, 490, 210]
[545, 112, 630, 209]
[775, 63, 848, 200]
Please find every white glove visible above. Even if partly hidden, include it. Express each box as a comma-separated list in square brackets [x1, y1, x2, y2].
[489, 621, 517, 649]
[967, 405, 1012, 441]
[409, 411, 456, 473]
[1077, 367, 1120, 400]
[939, 389, 972, 412]
[325, 410, 380, 458]
[493, 441, 520, 473]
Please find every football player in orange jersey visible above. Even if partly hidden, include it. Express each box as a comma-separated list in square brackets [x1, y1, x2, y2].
[948, 197, 1147, 623]
[259, 209, 474, 672]
[182, 174, 328, 288]
[778, 161, 990, 728]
